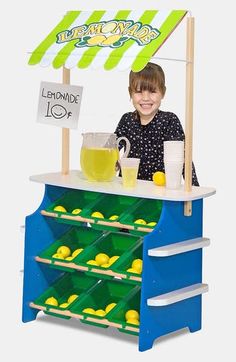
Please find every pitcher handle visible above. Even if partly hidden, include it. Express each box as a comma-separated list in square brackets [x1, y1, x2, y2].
[117, 136, 131, 158]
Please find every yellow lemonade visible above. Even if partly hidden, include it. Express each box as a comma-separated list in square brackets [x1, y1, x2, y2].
[80, 147, 119, 181]
[121, 166, 138, 188]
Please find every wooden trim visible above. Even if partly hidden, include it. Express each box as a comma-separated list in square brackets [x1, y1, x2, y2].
[61, 66, 70, 175]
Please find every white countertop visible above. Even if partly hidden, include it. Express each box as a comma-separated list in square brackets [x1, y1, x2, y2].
[30, 170, 216, 201]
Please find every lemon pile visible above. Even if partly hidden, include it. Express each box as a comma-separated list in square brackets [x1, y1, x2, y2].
[53, 205, 83, 215]
[126, 258, 143, 274]
[83, 302, 117, 316]
[86, 253, 119, 268]
[125, 309, 140, 325]
[44, 293, 79, 308]
[134, 219, 157, 227]
[52, 245, 84, 261]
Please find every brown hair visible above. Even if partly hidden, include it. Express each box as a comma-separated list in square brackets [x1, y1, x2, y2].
[128, 62, 166, 96]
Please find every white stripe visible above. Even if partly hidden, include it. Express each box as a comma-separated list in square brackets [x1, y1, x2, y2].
[90, 9, 145, 70]
[116, 10, 171, 71]
[65, 10, 117, 69]
[39, 11, 95, 67]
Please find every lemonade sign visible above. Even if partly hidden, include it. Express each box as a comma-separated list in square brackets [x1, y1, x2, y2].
[56, 20, 160, 48]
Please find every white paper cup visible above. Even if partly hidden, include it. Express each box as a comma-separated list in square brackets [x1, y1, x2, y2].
[164, 141, 184, 162]
[164, 161, 183, 189]
[120, 158, 140, 188]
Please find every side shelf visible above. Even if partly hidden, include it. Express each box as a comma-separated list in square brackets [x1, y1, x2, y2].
[148, 237, 210, 257]
[147, 283, 209, 306]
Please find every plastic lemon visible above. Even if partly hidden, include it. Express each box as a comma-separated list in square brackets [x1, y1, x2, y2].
[67, 294, 79, 304]
[101, 263, 110, 268]
[125, 309, 139, 321]
[109, 255, 119, 265]
[105, 303, 117, 314]
[95, 253, 109, 265]
[109, 215, 119, 221]
[126, 318, 140, 325]
[95, 309, 106, 317]
[132, 259, 143, 273]
[72, 208, 82, 215]
[91, 211, 104, 219]
[147, 221, 157, 227]
[87, 260, 99, 266]
[52, 253, 65, 260]
[83, 308, 96, 315]
[45, 296, 58, 306]
[57, 245, 71, 258]
[65, 256, 74, 261]
[59, 303, 69, 308]
[72, 248, 84, 258]
[126, 267, 139, 274]
[134, 219, 147, 225]
[152, 171, 166, 186]
[53, 205, 67, 213]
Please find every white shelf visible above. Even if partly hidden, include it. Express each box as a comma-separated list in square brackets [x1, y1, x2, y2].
[148, 237, 210, 257]
[147, 283, 208, 306]
[30, 170, 216, 202]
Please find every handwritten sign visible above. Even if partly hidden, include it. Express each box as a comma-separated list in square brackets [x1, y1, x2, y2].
[37, 81, 83, 129]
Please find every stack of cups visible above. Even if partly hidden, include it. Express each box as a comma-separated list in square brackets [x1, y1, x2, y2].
[163, 141, 184, 189]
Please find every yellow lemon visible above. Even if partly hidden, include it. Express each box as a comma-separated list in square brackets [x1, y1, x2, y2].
[72, 248, 84, 258]
[45, 296, 58, 306]
[91, 211, 104, 219]
[105, 302, 117, 314]
[95, 253, 109, 266]
[125, 309, 139, 321]
[56, 245, 71, 258]
[132, 259, 143, 273]
[126, 267, 139, 274]
[126, 318, 140, 325]
[147, 221, 157, 227]
[53, 205, 67, 213]
[109, 255, 119, 265]
[95, 309, 106, 317]
[109, 215, 119, 221]
[134, 219, 147, 225]
[65, 256, 73, 261]
[83, 308, 96, 315]
[72, 208, 82, 215]
[101, 263, 110, 268]
[152, 171, 166, 186]
[101, 34, 122, 46]
[59, 302, 69, 308]
[87, 35, 106, 45]
[87, 260, 99, 266]
[52, 253, 64, 260]
[67, 294, 79, 304]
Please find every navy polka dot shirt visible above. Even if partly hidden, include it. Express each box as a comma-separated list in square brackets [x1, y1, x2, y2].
[115, 110, 199, 186]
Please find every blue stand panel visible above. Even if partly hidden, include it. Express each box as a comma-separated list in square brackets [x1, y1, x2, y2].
[139, 199, 203, 351]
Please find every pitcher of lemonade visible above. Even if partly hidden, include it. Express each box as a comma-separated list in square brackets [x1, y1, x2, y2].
[80, 133, 130, 181]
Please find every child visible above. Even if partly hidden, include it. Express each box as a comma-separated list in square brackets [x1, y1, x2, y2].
[115, 62, 199, 186]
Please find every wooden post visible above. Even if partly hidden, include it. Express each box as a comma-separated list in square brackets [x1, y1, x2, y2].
[184, 17, 194, 216]
[62, 66, 70, 175]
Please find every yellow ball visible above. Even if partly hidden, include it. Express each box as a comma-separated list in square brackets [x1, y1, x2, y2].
[67, 294, 79, 304]
[95, 253, 109, 266]
[105, 302, 117, 314]
[132, 259, 143, 273]
[125, 309, 139, 321]
[45, 296, 58, 306]
[126, 318, 140, 325]
[71, 208, 82, 215]
[152, 171, 166, 186]
[53, 205, 67, 213]
[91, 211, 104, 219]
[134, 219, 146, 225]
[56, 245, 71, 258]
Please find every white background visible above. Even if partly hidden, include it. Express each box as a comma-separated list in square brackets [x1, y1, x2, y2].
[1, 0, 235, 360]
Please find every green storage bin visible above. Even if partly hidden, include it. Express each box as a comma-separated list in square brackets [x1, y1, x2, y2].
[119, 198, 162, 236]
[112, 241, 143, 283]
[45, 189, 103, 219]
[33, 272, 98, 319]
[38, 226, 105, 272]
[74, 231, 141, 278]
[109, 287, 141, 335]
[70, 279, 138, 328]
[82, 194, 141, 231]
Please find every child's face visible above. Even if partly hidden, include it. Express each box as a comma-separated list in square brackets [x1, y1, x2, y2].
[131, 89, 163, 121]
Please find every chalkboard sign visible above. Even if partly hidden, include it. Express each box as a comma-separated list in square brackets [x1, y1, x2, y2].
[37, 81, 83, 129]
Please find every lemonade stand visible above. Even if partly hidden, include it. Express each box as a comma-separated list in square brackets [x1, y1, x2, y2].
[22, 10, 216, 351]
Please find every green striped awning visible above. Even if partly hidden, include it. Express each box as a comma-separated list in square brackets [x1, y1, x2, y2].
[29, 10, 187, 72]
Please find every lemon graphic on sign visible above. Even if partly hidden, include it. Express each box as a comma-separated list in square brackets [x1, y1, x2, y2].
[101, 35, 122, 46]
[87, 35, 106, 46]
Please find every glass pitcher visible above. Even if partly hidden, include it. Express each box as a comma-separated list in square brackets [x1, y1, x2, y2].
[80, 132, 130, 181]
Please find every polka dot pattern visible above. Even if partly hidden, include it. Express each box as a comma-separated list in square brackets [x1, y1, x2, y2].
[115, 110, 199, 185]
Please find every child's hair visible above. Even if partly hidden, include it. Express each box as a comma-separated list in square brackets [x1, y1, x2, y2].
[128, 62, 166, 96]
